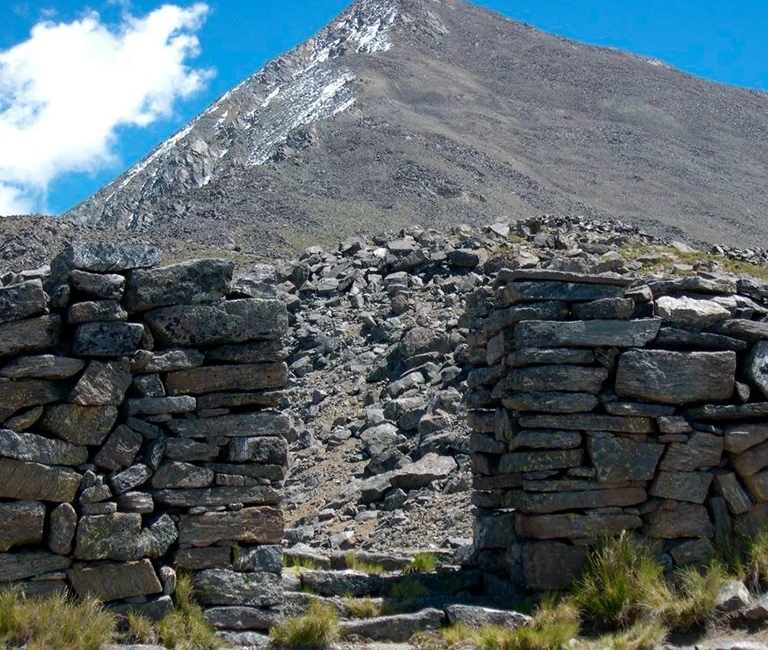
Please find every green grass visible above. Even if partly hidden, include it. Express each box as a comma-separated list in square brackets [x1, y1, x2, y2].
[156, 574, 220, 650]
[746, 528, 768, 588]
[344, 554, 386, 575]
[405, 552, 439, 575]
[283, 556, 320, 574]
[0, 589, 116, 650]
[573, 533, 728, 631]
[343, 596, 381, 619]
[576, 621, 668, 650]
[270, 601, 340, 649]
[126, 613, 158, 645]
[618, 243, 768, 280]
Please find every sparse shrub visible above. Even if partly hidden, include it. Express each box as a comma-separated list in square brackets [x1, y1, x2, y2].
[157, 573, 220, 650]
[0, 590, 116, 650]
[270, 601, 340, 649]
[573, 533, 662, 628]
[127, 612, 158, 645]
[405, 552, 439, 575]
[475, 598, 579, 650]
[344, 554, 386, 575]
[344, 596, 380, 619]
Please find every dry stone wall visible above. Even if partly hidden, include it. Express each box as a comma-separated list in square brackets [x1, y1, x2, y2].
[0, 243, 290, 631]
[465, 268, 768, 593]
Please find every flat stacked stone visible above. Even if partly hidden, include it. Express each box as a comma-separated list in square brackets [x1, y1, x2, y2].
[0, 247, 289, 632]
[465, 267, 768, 592]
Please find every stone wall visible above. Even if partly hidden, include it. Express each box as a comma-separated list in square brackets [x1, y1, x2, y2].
[0, 243, 291, 632]
[465, 268, 768, 592]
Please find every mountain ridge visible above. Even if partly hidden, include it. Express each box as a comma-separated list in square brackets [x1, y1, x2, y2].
[63, 0, 768, 254]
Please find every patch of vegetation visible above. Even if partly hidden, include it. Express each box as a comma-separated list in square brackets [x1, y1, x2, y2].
[126, 612, 158, 645]
[157, 573, 220, 650]
[381, 577, 432, 614]
[475, 598, 580, 650]
[344, 554, 386, 575]
[343, 596, 381, 619]
[746, 528, 768, 588]
[283, 556, 320, 573]
[619, 243, 768, 280]
[0, 589, 116, 650]
[576, 621, 668, 650]
[573, 533, 727, 631]
[406, 552, 439, 575]
[270, 601, 340, 649]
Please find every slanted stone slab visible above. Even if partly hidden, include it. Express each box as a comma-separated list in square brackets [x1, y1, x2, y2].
[178, 507, 283, 547]
[68, 559, 161, 602]
[446, 604, 530, 629]
[0, 429, 87, 466]
[300, 570, 381, 597]
[0, 551, 71, 581]
[508, 430, 582, 451]
[389, 453, 457, 490]
[124, 259, 234, 312]
[166, 412, 293, 439]
[1, 355, 84, 380]
[40, 404, 118, 445]
[69, 269, 125, 299]
[747, 342, 768, 399]
[66, 243, 163, 272]
[73, 322, 144, 357]
[339, 609, 445, 642]
[69, 360, 132, 406]
[498, 450, 583, 474]
[655, 327, 747, 351]
[94, 425, 143, 471]
[656, 296, 731, 327]
[616, 350, 736, 404]
[519, 414, 654, 433]
[516, 512, 642, 539]
[643, 501, 714, 538]
[649, 471, 713, 504]
[497, 269, 633, 286]
[514, 319, 661, 349]
[0, 315, 60, 356]
[0, 380, 67, 423]
[744, 472, 768, 502]
[649, 276, 737, 296]
[484, 302, 568, 337]
[507, 348, 595, 367]
[725, 424, 768, 454]
[0, 501, 45, 551]
[502, 392, 598, 413]
[193, 569, 282, 607]
[126, 396, 196, 416]
[688, 403, 768, 421]
[203, 606, 282, 631]
[522, 541, 587, 591]
[165, 363, 287, 396]
[0, 458, 81, 502]
[75, 513, 141, 561]
[499, 366, 608, 394]
[505, 487, 647, 513]
[714, 473, 753, 514]
[732, 440, 768, 477]
[49, 503, 77, 554]
[587, 433, 663, 482]
[502, 281, 625, 304]
[67, 300, 128, 324]
[711, 320, 768, 342]
[152, 486, 280, 508]
[0, 280, 47, 324]
[144, 299, 288, 347]
[660, 432, 723, 472]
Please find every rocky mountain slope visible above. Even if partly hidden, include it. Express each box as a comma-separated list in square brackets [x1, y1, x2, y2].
[59, 0, 768, 258]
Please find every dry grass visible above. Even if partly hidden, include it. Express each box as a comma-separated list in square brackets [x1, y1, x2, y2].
[156, 573, 220, 650]
[406, 553, 440, 575]
[270, 601, 340, 649]
[344, 554, 386, 575]
[344, 597, 381, 619]
[0, 589, 116, 650]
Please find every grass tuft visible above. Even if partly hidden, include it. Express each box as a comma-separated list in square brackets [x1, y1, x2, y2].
[344, 596, 380, 619]
[0, 590, 116, 650]
[270, 601, 340, 649]
[406, 552, 439, 575]
[157, 573, 220, 650]
[344, 554, 386, 575]
[746, 529, 768, 589]
[127, 612, 158, 645]
[577, 621, 668, 650]
[283, 556, 320, 572]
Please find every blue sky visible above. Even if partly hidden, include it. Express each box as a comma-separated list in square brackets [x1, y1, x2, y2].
[0, 0, 766, 216]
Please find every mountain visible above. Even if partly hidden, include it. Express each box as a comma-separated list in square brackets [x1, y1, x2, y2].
[64, 0, 768, 255]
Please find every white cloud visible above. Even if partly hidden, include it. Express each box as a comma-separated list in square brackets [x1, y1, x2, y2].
[0, 3, 213, 215]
